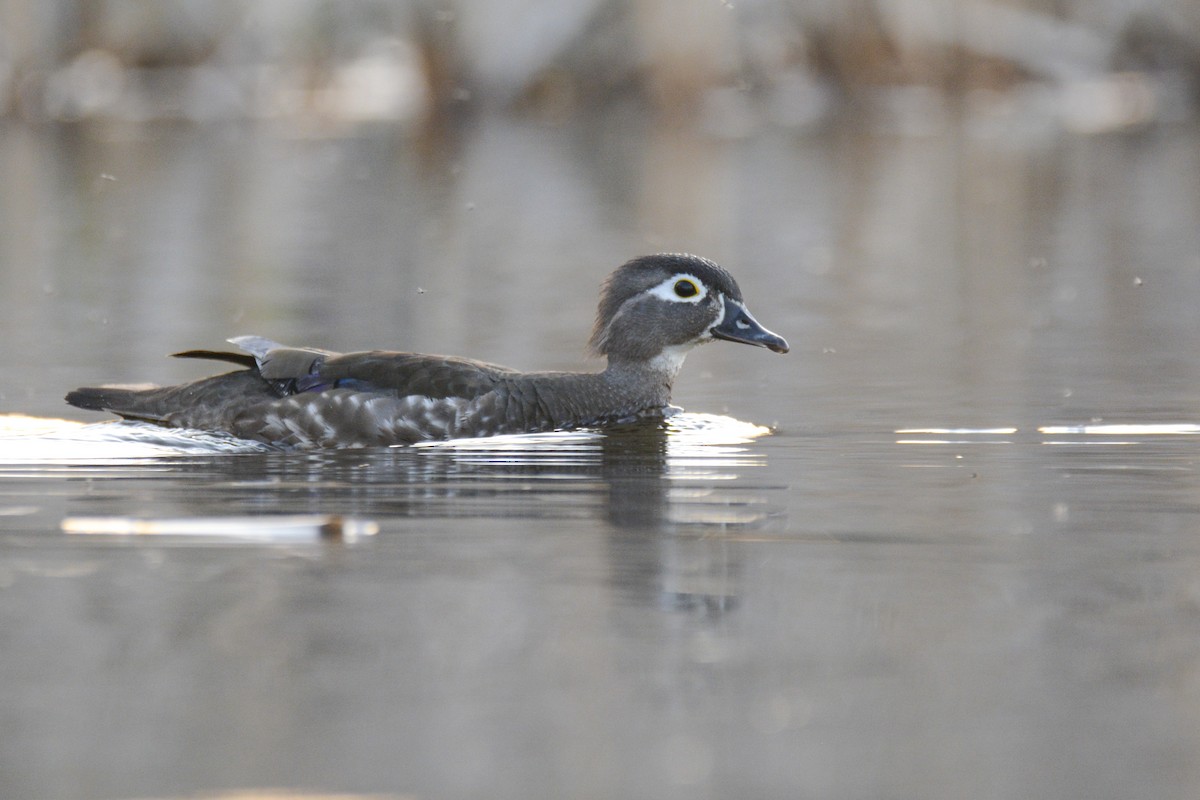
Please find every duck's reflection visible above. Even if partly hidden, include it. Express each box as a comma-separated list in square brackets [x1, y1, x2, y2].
[59, 414, 780, 614]
[596, 419, 752, 615]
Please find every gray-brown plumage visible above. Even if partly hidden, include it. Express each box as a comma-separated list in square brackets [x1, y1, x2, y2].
[66, 254, 788, 448]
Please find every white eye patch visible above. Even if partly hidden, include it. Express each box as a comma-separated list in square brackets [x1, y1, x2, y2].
[647, 273, 708, 304]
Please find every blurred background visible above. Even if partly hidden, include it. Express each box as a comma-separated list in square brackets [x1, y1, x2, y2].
[2, 0, 1199, 128]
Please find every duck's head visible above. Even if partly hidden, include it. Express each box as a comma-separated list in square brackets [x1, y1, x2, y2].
[589, 254, 789, 371]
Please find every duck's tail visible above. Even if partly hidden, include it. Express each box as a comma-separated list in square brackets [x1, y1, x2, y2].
[64, 336, 294, 426]
[65, 367, 281, 429]
[64, 385, 171, 422]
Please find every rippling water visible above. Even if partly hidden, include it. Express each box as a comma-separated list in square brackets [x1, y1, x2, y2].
[6, 408, 1200, 798]
[0, 411, 777, 535]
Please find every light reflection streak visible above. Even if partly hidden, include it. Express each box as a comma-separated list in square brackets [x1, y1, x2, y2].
[0, 414, 271, 461]
[895, 439, 1014, 445]
[896, 427, 1018, 434]
[1038, 424, 1200, 435]
[897, 423, 1200, 446]
[1039, 441, 1139, 446]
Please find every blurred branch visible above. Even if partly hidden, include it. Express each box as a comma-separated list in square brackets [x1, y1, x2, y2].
[0, 0, 1196, 127]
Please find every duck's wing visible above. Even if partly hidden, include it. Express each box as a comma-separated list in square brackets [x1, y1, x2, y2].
[205, 335, 513, 400]
[231, 346, 522, 447]
[313, 352, 513, 399]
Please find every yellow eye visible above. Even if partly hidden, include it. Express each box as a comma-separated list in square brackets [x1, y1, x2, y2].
[674, 279, 699, 298]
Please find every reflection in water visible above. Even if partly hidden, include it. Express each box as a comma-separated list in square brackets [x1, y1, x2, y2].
[0, 411, 774, 525]
[0, 411, 781, 615]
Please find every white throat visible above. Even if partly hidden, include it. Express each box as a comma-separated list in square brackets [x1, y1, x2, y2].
[647, 343, 693, 376]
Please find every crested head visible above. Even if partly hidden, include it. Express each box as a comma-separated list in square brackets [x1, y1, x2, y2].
[588, 253, 788, 368]
[592, 254, 743, 333]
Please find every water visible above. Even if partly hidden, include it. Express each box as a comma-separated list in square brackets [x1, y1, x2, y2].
[3, 112, 1200, 799]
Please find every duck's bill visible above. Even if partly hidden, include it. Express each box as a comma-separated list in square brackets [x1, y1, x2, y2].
[711, 297, 790, 353]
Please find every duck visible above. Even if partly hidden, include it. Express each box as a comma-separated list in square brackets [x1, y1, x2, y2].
[65, 253, 789, 448]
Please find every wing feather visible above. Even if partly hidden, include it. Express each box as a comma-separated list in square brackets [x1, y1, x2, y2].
[315, 352, 511, 400]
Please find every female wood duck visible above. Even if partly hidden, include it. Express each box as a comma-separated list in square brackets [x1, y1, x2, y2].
[66, 254, 789, 448]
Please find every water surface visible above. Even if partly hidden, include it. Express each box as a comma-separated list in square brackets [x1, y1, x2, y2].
[3, 115, 1200, 799]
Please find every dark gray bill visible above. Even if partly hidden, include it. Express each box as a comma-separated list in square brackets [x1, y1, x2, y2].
[711, 296, 789, 353]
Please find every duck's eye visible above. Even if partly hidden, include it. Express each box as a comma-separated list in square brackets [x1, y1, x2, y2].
[674, 279, 699, 298]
